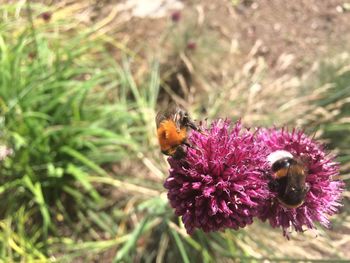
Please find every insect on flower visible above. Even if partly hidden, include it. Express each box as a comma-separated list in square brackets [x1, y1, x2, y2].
[164, 120, 270, 234]
[257, 128, 344, 237]
[155, 105, 199, 159]
[268, 150, 310, 209]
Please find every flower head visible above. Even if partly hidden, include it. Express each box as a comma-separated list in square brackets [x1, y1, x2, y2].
[186, 40, 197, 51]
[164, 120, 270, 234]
[40, 11, 52, 22]
[170, 10, 181, 22]
[257, 128, 344, 237]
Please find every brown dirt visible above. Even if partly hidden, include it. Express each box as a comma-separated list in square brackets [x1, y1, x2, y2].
[225, 0, 350, 72]
[86, 0, 350, 76]
[74, 0, 350, 113]
[49, 1, 350, 261]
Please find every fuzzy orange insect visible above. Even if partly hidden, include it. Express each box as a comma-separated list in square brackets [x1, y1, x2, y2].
[156, 106, 198, 159]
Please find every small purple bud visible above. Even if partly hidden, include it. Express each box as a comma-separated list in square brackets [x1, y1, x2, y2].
[186, 41, 197, 50]
[170, 10, 181, 22]
[40, 12, 52, 22]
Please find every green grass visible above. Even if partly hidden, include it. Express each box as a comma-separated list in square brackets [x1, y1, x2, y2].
[313, 54, 350, 168]
[0, 2, 158, 261]
[0, 1, 349, 262]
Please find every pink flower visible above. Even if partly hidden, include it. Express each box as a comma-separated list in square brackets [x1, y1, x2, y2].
[257, 128, 344, 237]
[164, 120, 269, 234]
[186, 40, 196, 50]
[40, 12, 52, 22]
[170, 10, 181, 22]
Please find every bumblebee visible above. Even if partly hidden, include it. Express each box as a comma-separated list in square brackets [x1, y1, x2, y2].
[156, 106, 199, 159]
[268, 150, 309, 209]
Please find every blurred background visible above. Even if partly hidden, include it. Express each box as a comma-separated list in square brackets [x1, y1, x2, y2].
[0, 0, 349, 262]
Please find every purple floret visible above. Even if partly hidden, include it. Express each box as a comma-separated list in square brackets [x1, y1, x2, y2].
[164, 120, 270, 234]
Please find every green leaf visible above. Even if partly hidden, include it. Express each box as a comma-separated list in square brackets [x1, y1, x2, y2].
[66, 164, 101, 202]
[22, 175, 51, 238]
[170, 228, 190, 263]
[113, 218, 149, 263]
[60, 146, 107, 176]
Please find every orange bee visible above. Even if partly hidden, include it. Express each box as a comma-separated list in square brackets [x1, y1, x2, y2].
[156, 106, 199, 159]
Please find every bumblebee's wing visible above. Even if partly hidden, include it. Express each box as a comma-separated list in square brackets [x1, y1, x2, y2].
[166, 103, 181, 119]
[155, 111, 167, 128]
[155, 103, 180, 128]
[287, 163, 306, 185]
[297, 156, 310, 173]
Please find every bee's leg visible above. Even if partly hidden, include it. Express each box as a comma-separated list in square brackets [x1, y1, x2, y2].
[188, 119, 208, 135]
[183, 141, 192, 148]
[183, 139, 201, 151]
[161, 148, 173, 156]
[181, 137, 193, 148]
[186, 119, 199, 131]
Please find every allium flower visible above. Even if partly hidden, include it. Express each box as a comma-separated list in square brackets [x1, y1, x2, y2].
[40, 11, 52, 22]
[170, 10, 181, 22]
[257, 128, 344, 237]
[186, 40, 197, 50]
[164, 120, 270, 234]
